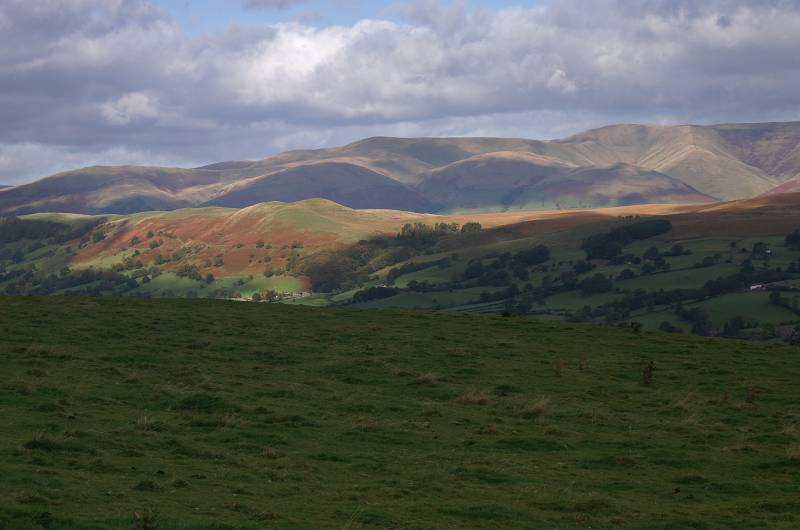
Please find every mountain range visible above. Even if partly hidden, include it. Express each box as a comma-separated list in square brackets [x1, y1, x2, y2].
[3, 121, 800, 215]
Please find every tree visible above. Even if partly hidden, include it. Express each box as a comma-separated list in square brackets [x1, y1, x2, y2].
[643, 246, 660, 260]
[617, 268, 635, 281]
[579, 273, 613, 295]
[752, 241, 770, 259]
[573, 260, 595, 274]
[463, 261, 484, 280]
[641, 262, 657, 275]
[659, 321, 682, 333]
[786, 229, 800, 250]
[301, 252, 359, 292]
[398, 223, 437, 247]
[461, 222, 482, 234]
[722, 316, 751, 338]
[352, 286, 399, 303]
[582, 219, 672, 260]
[516, 245, 550, 266]
[669, 244, 687, 256]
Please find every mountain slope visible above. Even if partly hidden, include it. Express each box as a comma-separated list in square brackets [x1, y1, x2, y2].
[0, 166, 228, 215]
[4, 121, 800, 215]
[548, 124, 783, 199]
[418, 152, 714, 211]
[207, 162, 436, 212]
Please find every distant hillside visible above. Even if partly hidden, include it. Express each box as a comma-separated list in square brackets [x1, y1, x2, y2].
[417, 154, 714, 211]
[3, 121, 800, 215]
[206, 162, 436, 212]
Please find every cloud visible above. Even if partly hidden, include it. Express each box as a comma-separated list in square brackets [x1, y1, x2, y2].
[242, 0, 313, 11]
[101, 92, 161, 125]
[2, 0, 800, 183]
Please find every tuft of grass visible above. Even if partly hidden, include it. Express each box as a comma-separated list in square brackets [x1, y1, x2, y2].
[175, 393, 230, 413]
[261, 447, 284, 459]
[135, 415, 166, 432]
[22, 433, 87, 453]
[133, 480, 161, 492]
[786, 445, 800, 464]
[454, 391, 492, 406]
[131, 509, 159, 530]
[520, 396, 551, 419]
[411, 372, 443, 385]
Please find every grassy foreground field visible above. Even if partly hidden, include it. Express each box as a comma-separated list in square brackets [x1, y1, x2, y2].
[1, 297, 800, 529]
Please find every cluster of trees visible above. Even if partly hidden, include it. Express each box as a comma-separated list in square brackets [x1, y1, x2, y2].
[397, 222, 482, 247]
[299, 221, 483, 292]
[721, 315, 761, 338]
[0, 216, 104, 246]
[351, 286, 400, 303]
[251, 290, 281, 302]
[463, 245, 550, 285]
[770, 290, 800, 315]
[785, 229, 800, 250]
[3, 268, 137, 296]
[582, 219, 673, 260]
[175, 264, 215, 283]
[582, 265, 791, 329]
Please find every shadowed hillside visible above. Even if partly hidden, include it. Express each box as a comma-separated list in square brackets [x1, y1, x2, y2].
[207, 162, 437, 212]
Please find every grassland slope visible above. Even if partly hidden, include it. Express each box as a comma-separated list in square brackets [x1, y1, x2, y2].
[1, 296, 800, 529]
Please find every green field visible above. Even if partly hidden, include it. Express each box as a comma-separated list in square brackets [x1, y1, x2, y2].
[2, 297, 800, 529]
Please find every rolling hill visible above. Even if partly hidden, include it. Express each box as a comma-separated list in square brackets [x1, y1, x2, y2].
[2, 121, 800, 216]
[206, 162, 436, 212]
[5, 191, 800, 330]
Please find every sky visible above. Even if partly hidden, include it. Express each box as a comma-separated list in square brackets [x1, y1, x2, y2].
[2, 0, 800, 184]
[153, 0, 545, 32]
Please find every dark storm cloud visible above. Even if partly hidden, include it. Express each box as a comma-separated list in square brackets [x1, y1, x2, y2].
[2, 0, 800, 183]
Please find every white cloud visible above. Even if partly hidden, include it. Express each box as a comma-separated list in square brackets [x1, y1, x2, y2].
[101, 92, 161, 125]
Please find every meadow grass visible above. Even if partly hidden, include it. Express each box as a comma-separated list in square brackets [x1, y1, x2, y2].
[1, 296, 800, 528]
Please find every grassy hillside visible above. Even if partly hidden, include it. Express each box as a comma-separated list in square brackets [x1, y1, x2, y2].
[2, 296, 800, 529]
[6, 194, 800, 339]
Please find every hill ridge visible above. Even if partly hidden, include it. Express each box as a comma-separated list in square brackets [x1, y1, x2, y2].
[4, 121, 800, 215]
